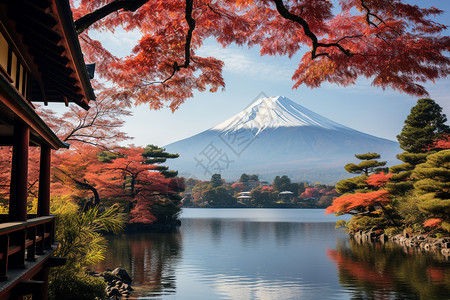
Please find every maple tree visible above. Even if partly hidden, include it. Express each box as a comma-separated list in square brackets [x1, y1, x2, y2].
[71, 0, 449, 110]
[38, 88, 132, 150]
[92, 147, 183, 223]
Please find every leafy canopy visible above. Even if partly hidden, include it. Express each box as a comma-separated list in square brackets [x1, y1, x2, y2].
[72, 0, 450, 110]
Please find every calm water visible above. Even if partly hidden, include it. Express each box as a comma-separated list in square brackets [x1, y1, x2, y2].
[97, 209, 450, 299]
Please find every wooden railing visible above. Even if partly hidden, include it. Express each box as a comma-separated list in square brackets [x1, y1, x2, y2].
[0, 215, 55, 281]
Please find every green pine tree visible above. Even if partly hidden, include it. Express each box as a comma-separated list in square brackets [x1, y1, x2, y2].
[336, 153, 386, 194]
[389, 99, 449, 195]
[412, 150, 450, 232]
[397, 98, 450, 153]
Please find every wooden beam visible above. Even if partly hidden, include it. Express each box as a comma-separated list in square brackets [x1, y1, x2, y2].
[9, 120, 29, 222]
[15, 280, 44, 296]
[37, 145, 51, 217]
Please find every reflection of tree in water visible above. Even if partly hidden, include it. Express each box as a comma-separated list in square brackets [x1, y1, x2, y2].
[97, 232, 182, 297]
[328, 239, 450, 299]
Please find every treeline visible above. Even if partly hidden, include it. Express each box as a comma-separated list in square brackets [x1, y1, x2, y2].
[182, 173, 338, 208]
[327, 98, 450, 237]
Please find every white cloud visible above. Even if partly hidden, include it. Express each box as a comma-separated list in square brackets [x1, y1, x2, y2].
[198, 44, 295, 82]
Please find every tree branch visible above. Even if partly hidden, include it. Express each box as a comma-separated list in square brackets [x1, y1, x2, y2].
[75, 0, 149, 34]
[360, 0, 400, 35]
[272, 0, 352, 59]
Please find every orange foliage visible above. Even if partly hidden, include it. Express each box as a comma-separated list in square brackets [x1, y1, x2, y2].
[261, 186, 274, 192]
[365, 172, 393, 188]
[325, 190, 390, 215]
[426, 134, 450, 151]
[423, 218, 442, 229]
[72, 0, 449, 110]
[327, 248, 393, 287]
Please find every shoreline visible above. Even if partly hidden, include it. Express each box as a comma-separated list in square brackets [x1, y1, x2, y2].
[351, 230, 450, 259]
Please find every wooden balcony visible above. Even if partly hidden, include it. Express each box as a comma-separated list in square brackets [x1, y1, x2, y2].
[0, 215, 59, 299]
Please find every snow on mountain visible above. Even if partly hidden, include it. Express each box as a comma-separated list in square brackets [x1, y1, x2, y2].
[164, 96, 401, 184]
[213, 96, 350, 133]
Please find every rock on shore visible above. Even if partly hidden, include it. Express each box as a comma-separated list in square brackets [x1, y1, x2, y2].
[351, 229, 450, 259]
[91, 267, 133, 299]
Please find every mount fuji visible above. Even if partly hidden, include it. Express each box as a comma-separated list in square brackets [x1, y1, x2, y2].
[164, 96, 401, 184]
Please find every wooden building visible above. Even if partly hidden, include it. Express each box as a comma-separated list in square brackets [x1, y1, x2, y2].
[0, 0, 95, 298]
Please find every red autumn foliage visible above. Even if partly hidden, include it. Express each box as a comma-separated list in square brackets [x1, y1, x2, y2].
[72, 0, 449, 110]
[261, 186, 274, 192]
[231, 182, 246, 192]
[301, 187, 320, 198]
[425, 134, 450, 151]
[327, 248, 393, 287]
[426, 267, 446, 282]
[365, 172, 393, 188]
[423, 218, 442, 229]
[325, 190, 391, 215]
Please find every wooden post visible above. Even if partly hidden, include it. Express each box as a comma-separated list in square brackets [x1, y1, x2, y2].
[37, 145, 51, 217]
[9, 120, 29, 222]
[31, 270, 49, 300]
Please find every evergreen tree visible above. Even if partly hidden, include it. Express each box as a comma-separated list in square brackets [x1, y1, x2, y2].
[210, 173, 223, 188]
[397, 99, 450, 153]
[336, 153, 386, 194]
[344, 153, 388, 176]
[143, 144, 179, 178]
[389, 99, 449, 195]
[412, 150, 450, 232]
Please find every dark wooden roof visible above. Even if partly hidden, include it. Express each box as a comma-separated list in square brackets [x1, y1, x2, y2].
[3, 0, 95, 110]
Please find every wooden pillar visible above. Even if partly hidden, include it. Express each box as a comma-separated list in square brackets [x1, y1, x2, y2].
[9, 120, 29, 222]
[37, 145, 51, 217]
[32, 269, 49, 300]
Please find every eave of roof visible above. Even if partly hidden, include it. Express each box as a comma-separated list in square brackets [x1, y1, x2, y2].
[0, 75, 69, 150]
[52, 0, 96, 107]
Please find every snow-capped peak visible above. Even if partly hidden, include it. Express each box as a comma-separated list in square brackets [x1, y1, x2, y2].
[212, 96, 351, 135]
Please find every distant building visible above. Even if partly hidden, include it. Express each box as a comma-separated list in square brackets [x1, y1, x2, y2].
[278, 191, 294, 203]
[237, 192, 252, 204]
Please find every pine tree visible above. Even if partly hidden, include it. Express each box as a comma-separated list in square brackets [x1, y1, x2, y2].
[336, 153, 386, 194]
[210, 174, 223, 188]
[143, 144, 179, 178]
[412, 150, 450, 232]
[389, 99, 450, 195]
[397, 99, 450, 153]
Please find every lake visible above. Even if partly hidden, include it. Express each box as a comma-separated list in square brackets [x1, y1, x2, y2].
[97, 208, 450, 299]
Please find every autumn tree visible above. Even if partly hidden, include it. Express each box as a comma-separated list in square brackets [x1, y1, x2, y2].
[38, 89, 131, 150]
[251, 187, 277, 207]
[71, 0, 449, 110]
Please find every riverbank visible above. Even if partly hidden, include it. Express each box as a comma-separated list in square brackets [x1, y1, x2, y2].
[351, 229, 450, 258]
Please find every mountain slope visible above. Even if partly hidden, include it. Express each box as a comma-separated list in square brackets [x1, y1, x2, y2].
[164, 96, 401, 184]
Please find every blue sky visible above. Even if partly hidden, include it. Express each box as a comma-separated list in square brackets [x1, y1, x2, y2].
[89, 0, 450, 148]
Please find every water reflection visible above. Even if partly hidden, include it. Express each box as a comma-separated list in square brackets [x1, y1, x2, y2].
[97, 210, 450, 299]
[96, 232, 182, 298]
[328, 239, 450, 300]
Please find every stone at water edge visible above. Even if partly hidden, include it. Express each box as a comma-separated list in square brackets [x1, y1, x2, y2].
[112, 267, 132, 285]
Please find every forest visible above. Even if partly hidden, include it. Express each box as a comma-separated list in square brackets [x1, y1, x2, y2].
[183, 173, 338, 208]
